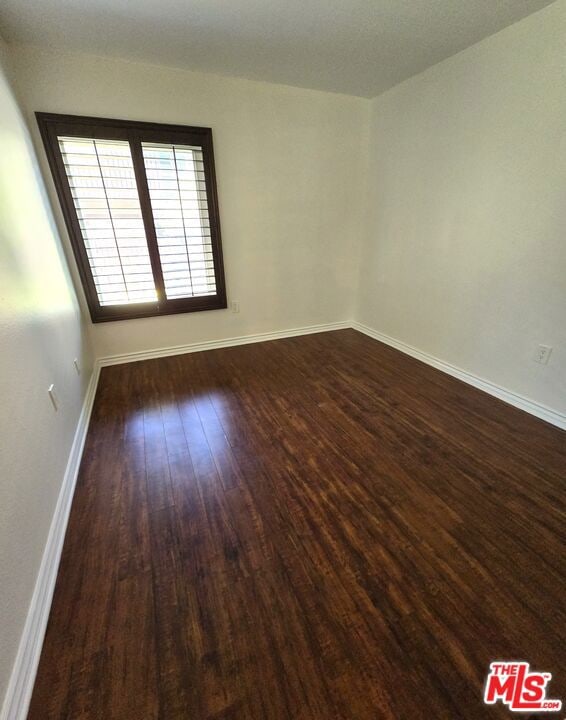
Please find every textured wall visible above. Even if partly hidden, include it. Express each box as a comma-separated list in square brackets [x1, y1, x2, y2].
[12, 46, 369, 358]
[0, 39, 93, 708]
[357, 1, 566, 415]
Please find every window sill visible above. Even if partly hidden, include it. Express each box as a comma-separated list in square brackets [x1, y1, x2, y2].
[90, 295, 228, 323]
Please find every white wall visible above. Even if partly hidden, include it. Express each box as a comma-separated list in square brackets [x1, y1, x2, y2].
[10, 46, 369, 358]
[0, 39, 93, 709]
[357, 1, 566, 415]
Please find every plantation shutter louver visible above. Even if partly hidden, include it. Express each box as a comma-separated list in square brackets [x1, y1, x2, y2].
[58, 137, 158, 306]
[142, 143, 217, 299]
[37, 114, 226, 322]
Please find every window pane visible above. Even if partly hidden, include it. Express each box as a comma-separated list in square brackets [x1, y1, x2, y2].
[142, 142, 217, 300]
[58, 137, 157, 306]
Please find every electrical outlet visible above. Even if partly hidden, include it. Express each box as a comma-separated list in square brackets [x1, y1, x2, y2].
[534, 345, 552, 365]
[73, 358, 81, 375]
[48, 384, 59, 411]
[231, 301, 240, 314]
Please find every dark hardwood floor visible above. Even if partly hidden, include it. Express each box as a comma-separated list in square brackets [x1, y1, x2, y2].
[28, 329, 565, 719]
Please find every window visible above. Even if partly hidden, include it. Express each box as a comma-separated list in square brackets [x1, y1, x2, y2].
[37, 113, 227, 322]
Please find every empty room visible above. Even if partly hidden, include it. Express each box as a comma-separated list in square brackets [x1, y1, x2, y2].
[1, 1, 565, 718]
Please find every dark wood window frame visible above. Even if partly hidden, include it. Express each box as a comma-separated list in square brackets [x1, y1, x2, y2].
[37, 112, 227, 322]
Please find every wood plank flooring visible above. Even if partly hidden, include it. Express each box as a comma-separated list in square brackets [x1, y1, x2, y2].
[28, 329, 565, 719]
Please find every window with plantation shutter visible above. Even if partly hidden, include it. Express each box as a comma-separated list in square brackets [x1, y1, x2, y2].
[37, 113, 227, 322]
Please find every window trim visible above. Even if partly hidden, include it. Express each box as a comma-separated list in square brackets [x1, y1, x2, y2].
[36, 112, 227, 322]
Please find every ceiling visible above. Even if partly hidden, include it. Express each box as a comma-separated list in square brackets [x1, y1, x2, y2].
[0, 0, 556, 97]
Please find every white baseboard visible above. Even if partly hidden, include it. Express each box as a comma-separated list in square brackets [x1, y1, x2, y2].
[352, 321, 566, 431]
[98, 320, 350, 366]
[0, 364, 101, 720]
